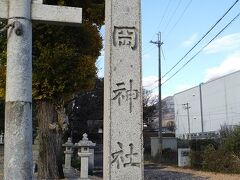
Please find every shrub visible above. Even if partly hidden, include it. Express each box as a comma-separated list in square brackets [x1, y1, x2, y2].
[189, 150, 203, 169]
[189, 139, 218, 151]
[188, 126, 240, 173]
[189, 139, 218, 169]
[202, 144, 240, 173]
[224, 126, 240, 155]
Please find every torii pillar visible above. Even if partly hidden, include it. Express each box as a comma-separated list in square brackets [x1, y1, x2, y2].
[0, 0, 82, 179]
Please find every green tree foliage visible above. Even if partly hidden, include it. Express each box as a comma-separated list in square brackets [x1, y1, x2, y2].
[223, 126, 240, 155]
[33, 1, 104, 179]
[33, 0, 104, 102]
[0, 0, 104, 178]
[190, 126, 240, 173]
[0, 0, 105, 101]
[202, 144, 240, 173]
[73, 78, 103, 120]
[67, 77, 104, 143]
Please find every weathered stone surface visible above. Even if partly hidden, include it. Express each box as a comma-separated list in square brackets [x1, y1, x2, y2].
[76, 133, 96, 147]
[1, 0, 82, 179]
[0, 1, 8, 19]
[5, 0, 32, 103]
[76, 134, 96, 179]
[4, 102, 32, 180]
[32, 3, 82, 25]
[89, 149, 95, 171]
[78, 152, 91, 180]
[0, 133, 4, 144]
[4, 1, 33, 179]
[104, 0, 143, 179]
[63, 138, 73, 170]
[0, 0, 82, 25]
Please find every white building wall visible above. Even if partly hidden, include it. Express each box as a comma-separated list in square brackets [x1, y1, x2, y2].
[225, 73, 240, 126]
[174, 86, 201, 138]
[174, 71, 240, 138]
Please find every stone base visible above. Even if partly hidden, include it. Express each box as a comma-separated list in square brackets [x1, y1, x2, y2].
[63, 167, 76, 174]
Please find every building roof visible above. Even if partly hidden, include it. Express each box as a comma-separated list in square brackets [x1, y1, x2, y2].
[174, 70, 240, 96]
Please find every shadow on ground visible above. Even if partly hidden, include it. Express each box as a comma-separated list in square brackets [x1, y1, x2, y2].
[144, 164, 209, 180]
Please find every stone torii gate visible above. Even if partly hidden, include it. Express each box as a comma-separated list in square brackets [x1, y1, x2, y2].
[0, 0, 82, 179]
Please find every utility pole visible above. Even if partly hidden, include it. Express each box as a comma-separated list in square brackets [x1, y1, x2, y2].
[199, 83, 204, 133]
[150, 32, 164, 159]
[183, 103, 191, 140]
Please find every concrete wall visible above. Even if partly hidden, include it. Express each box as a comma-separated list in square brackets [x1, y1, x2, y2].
[174, 71, 240, 138]
[151, 137, 177, 157]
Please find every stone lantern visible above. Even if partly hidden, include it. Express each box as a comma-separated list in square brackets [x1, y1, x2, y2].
[0, 132, 4, 144]
[62, 137, 73, 171]
[75, 133, 96, 180]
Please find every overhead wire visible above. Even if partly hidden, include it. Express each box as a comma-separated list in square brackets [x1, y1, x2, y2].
[149, 10, 240, 91]
[162, 0, 183, 34]
[166, 0, 193, 38]
[154, 0, 172, 37]
[143, 0, 173, 52]
[142, 45, 155, 56]
[162, 0, 240, 79]
[145, 0, 239, 90]
[162, 11, 240, 85]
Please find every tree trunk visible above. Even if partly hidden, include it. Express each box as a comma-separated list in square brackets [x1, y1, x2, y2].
[37, 100, 64, 179]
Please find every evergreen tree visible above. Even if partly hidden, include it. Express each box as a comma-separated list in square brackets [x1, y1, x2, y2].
[0, 0, 104, 178]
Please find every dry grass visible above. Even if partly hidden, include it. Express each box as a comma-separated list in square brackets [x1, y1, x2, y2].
[164, 165, 240, 180]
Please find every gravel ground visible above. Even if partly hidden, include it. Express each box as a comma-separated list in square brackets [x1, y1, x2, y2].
[1, 164, 240, 179]
[144, 163, 240, 180]
[144, 164, 206, 180]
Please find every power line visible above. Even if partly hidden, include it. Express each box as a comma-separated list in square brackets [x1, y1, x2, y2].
[145, 0, 239, 91]
[142, 45, 155, 56]
[143, 0, 187, 57]
[162, 0, 183, 34]
[149, 10, 240, 91]
[149, 0, 172, 42]
[162, 0, 239, 79]
[143, 45, 166, 89]
[166, 0, 193, 38]
[155, 0, 172, 31]
[142, 0, 172, 52]
[162, 11, 240, 85]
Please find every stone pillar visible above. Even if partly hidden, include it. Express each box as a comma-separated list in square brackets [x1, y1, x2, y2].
[75, 133, 96, 180]
[104, 0, 143, 179]
[89, 148, 94, 173]
[4, 0, 33, 179]
[63, 138, 73, 171]
[78, 147, 91, 180]
[0, 133, 4, 144]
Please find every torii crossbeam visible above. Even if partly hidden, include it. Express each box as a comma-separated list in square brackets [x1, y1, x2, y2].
[0, 0, 82, 179]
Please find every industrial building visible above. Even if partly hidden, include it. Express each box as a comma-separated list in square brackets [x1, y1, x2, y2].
[174, 70, 240, 139]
